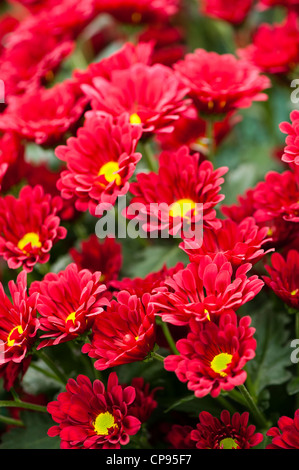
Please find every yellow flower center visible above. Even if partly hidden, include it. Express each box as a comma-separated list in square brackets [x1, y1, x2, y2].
[7, 325, 23, 347]
[210, 352, 233, 377]
[291, 289, 298, 296]
[169, 199, 196, 219]
[129, 113, 142, 125]
[93, 411, 117, 436]
[17, 232, 42, 253]
[98, 162, 121, 186]
[65, 312, 76, 324]
[219, 437, 238, 449]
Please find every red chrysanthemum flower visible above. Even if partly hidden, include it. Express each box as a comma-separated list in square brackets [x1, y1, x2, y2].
[266, 409, 299, 449]
[24, 162, 80, 222]
[167, 424, 197, 449]
[191, 410, 263, 449]
[73, 41, 153, 86]
[126, 377, 160, 424]
[0, 81, 88, 145]
[0, 357, 32, 392]
[174, 49, 270, 116]
[94, 0, 179, 24]
[0, 271, 39, 390]
[29, 263, 109, 348]
[70, 235, 123, 286]
[0, 132, 26, 192]
[263, 249, 299, 309]
[200, 0, 254, 25]
[152, 253, 264, 326]
[238, 13, 299, 75]
[125, 146, 228, 238]
[180, 217, 273, 269]
[111, 262, 184, 297]
[156, 105, 241, 155]
[0, 185, 67, 272]
[56, 113, 142, 216]
[253, 169, 299, 224]
[0, 20, 74, 98]
[82, 291, 155, 370]
[259, 0, 299, 11]
[164, 311, 256, 398]
[137, 24, 186, 67]
[47, 372, 141, 449]
[81, 62, 190, 136]
[280, 110, 299, 166]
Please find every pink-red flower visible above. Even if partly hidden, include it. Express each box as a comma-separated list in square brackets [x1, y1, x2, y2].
[280, 110, 299, 166]
[70, 235, 123, 286]
[259, 0, 299, 11]
[180, 217, 273, 269]
[191, 410, 263, 449]
[29, 263, 109, 348]
[94, 0, 180, 24]
[0, 185, 67, 272]
[81, 62, 190, 136]
[0, 132, 26, 192]
[263, 249, 299, 309]
[56, 113, 142, 216]
[152, 253, 264, 326]
[111, 262, 184, 297]
[0, 81, 88, 145]
[266, 409, 299, 449]
[200, 0, 254, 25]
[0, 271, 39, 390]
[126, 146, 228, 238]
[125, 377, 160, 424]
[164, 311, 256, 398]
[238, 13, 299, 74]
[174, 49, 270, 116]
[81, 291, 156, 370]
[167, 425, 197, 449]
[47, 372, 141, 448]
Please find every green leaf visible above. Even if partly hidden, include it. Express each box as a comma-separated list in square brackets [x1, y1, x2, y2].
[287, 377, 299, 396]
[246, 304, 293, 398]
[0, 412, 60, 449]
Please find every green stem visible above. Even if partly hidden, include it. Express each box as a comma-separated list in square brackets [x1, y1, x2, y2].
[237, 384, 269, 429]
[216, 395, 238, 415]
[159, 320, 180, 355]
[152, 352, 165, 362]
[35, 350, 68, 386]
[0, 414, 24, 427]
[29, 362, 65, 385]
[0, 400, 48, 413]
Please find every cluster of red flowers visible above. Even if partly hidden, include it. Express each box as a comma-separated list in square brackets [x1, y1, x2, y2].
[0, 0, 298, 452]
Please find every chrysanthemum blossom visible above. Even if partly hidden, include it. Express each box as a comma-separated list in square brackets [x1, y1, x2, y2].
[73, 41, 153, 86]
[29, 263, 109, 348]
[94, 0, 180, 24]
[180, 217, 273, 269]
[0, 81, 88, 145]
[0, 271, 39, 390]
[191, 410, 263, 449]
[164, 312, 256, 398]
[279, 110, 299, 166]
[174, 49, 270, 116]
[0, 132, 26, 192]
[167, 425, 197, 449]
[82, 291, 156, 370]
[266, 409, 299, 449]
[152, 253, 264, 326]
[47, 372, 141, 449]
[56, 113, 142, 216]
[238, 13, 299, 74]
[125, 146, 228, 238]
[221, 184, 298, 249]
[81, 63, 190, 135]
[126, 377, 160, 424]
[0, 185, 67, 272]
[200, 0, 254, 25]
[263, 249, 299, 309]
[110, 262, 184, 297]
[252, 169, 299, 224]
[70, 235, 123, 287]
